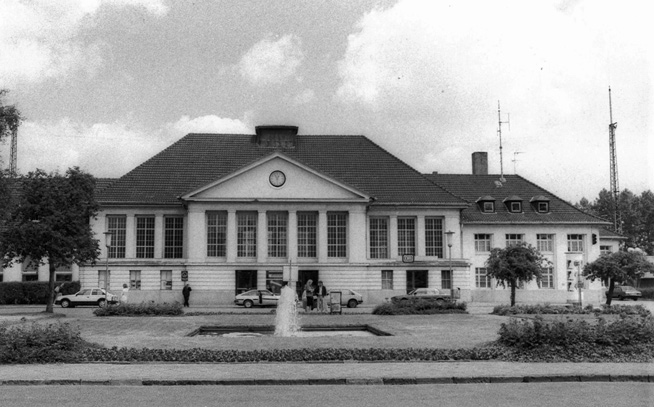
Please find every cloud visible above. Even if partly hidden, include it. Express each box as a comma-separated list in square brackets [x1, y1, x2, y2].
[239, 34, 304, 86]
[171, 115, 251, 135]
[293, 89, 316, 105]
[0, 0, 168, 87]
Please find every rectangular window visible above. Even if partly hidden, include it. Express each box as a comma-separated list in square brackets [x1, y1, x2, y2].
[107, 215, 126, 258]
[22, 273, 38, 282]
[266, 271, 283, 295]
[55, 265, 72, 282]
[540, 267, 554, 289]
[237, 212, 257, 257]
[160, 270, 172, 290]
[567, 234, 584, 252]
[297, 212, 317, 258]
[267, 212, 288, 258]
[441, 270, 452, 289]
[474, 234, 492, 252]
[98, 270, 110, 290]
[369, 217, 389, 259]
[600, 245, 612, 255]
[207, 212, 227, 257]
[327, 212, 347, 258]
[537, 202, 549, 213]
[130, 270, 141, 290]
[505, 234, 524, 247]
[397, 217, 416, 256]
[382, 270, 393, 290]
[136, 216, 155, 258]
[510, 202, 522, 213]
[164, 216, 184, 258]
[425, 218, 443, 257]
[475, 267, 491, 288]
[482, 202, 495, 213]
[536, 234, 553, 252]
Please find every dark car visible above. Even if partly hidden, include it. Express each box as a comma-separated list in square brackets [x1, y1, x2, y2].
[609, 286, 642, 301]
[388, 288, 453, 304]
[55, 288, 117, 308]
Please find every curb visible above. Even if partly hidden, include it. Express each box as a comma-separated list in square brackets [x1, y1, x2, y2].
[1, 375, 652, 386]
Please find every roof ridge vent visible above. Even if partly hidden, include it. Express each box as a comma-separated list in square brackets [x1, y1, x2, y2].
[254, 125, 298, 148]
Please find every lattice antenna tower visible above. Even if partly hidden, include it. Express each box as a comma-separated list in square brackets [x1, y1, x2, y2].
[497, 101, 510, 182]
[9, 125, 17, 175]
[608, 87, 621, 233]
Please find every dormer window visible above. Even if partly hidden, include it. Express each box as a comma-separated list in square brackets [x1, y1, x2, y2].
[503, 195, 523, 213]
[476, 196, 496, 213]
[530, 195, 551, 213]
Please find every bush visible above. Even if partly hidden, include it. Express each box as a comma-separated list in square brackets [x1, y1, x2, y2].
[639, 287, 654, 300]
[372, 300, 467, 315]
[0, 322, 91, 364]
[497, 314, 654, 350]
[93, 301, 184, 317]
[0, 281, 80, 305]
[492, 303, 651, 317]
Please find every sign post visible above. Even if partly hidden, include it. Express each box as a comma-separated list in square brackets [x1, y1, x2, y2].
[330, 291, 342, 314]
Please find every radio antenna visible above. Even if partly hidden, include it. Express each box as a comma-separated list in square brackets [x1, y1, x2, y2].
[608, 87, 621, 233]
[497, 101, 510, 182]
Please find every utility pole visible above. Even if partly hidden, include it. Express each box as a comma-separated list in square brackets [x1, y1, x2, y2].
[608, 87, 621, 233]
[497, 101, 510, 182]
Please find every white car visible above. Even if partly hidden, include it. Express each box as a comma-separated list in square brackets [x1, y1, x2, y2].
[55, 288, 117, 308]
[329, 289, 363, 308]
[234, 289, 280, 308]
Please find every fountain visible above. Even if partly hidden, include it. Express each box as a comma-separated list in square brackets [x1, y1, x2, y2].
[274, 285, 300, 336]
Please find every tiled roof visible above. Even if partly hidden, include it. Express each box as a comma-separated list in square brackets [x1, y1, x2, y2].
[599, 227, 627, 240]
[425, 174, 611, 225]
[97, 134, 468, 207]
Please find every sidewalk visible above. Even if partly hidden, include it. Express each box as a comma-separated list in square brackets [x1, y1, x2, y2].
[1, 362, 652, 386]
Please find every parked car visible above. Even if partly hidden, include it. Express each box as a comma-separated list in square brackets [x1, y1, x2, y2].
[388, 288, 453, 304]
[328, 289, 363, 308]
[55, 288, 117, 308]
[609, 285, 642, 301]
[234, 289, 280, 308]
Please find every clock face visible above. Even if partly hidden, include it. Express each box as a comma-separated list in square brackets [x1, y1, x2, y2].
[269, 170, 286, 187]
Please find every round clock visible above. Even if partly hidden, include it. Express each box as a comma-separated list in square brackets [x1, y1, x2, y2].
[269, 170, 286, 187]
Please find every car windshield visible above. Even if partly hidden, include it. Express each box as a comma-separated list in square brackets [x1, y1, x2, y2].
[620, 286, 635, 290]
[241, 290, 257, 296]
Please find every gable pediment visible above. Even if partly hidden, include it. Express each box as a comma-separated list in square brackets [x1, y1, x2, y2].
[181, 153, 370, 202]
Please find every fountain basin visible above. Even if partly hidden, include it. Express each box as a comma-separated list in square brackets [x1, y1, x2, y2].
[187, 325, 392, 337]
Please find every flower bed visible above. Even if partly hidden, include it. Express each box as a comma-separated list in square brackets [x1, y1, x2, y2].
[372, 300, 467, 315]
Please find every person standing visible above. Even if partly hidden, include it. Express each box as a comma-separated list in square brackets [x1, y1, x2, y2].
[120, 283, 129, 304]
[304, 279, 314, 312]
[315, 281, 328, 313]
[182, 283, 192, 307]
[53, 283, 63, 305]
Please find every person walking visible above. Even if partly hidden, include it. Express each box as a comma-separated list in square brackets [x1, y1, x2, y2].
[315, 281, 328, 313]
[182, 283, 192, 307]
[120, 283, 129, 304]
[303, 279, 314, 312]
[53, 283, 63, 305]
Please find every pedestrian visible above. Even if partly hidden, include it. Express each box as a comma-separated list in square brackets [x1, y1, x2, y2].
[53, 283, 63, 305]
[120, 283, 129, 304]
[182, 282, 192, 307]
[304, 279, 314, 312]
[315, 281, 328, 313]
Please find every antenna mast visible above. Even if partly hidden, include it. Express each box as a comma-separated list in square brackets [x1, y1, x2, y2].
[608, 87, 621, 233]
[497, 101, 509, 182]
[9, 126, 17, 175]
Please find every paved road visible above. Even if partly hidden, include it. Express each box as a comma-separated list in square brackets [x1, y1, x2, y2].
[1, 383, 653, 407]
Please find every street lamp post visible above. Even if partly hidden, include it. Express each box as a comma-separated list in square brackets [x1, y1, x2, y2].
[445, 231, 455, 303]
[103, 232, 112, 307]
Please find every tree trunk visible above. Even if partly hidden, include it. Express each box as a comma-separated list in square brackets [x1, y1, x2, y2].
[605, 279, 615, 306]
[45, 262, 55, 313]
[510, 280, 516, 307]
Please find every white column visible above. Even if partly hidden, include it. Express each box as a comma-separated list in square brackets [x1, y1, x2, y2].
[288, 210, 297, 263]
[125, 215, 135, 258]
[348, 209, 367, 262]
[257, 210, 267, 262]
[226, 210, 236, 262]
[154, 214, 163, 258]
[389, 215, 398, 260]
[186, 209, 205, 261]
[417, 215, 426, 257]
[318, 210, 328, 263]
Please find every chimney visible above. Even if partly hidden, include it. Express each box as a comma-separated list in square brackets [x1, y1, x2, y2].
[472, 152, 488, 175]
[254, 125, 298, 148]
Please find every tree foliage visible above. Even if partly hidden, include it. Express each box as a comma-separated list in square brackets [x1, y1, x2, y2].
[0, 167, 100, 312]
[583, 249, 654, 305]
[0, 89, 22, 144]
[484, 242, 552, 306]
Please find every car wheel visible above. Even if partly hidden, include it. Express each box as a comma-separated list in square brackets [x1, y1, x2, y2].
[633, 297, 638, 301]
[243, 300, 253, 308]
[347, 299, 358, 308]
[97, 298, 106, 308]
[619, 296, 625, 301]
[61, 299, 71, 308]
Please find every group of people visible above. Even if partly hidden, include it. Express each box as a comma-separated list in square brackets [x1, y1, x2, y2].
[302, 279, 329, 313]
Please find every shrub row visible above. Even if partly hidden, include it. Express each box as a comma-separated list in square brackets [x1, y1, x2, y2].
[93, 301, 184, 316]
[492, 303, 651, 317]
[372, 300, 468, 315]
[497, 314, 654, 349]
[0, 281, 80, 305]
[639, 287, 654, 300]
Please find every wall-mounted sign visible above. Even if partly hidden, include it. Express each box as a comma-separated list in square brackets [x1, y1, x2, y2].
[181, 270, 188, 281]
[402, 254, 414, 263]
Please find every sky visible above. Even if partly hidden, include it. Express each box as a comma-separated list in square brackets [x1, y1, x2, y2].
[1, 0, 652, 203]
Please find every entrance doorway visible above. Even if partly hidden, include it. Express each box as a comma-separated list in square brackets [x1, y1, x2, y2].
[406, 270, 428, 293]
[235, 270, 257, 295]
[266, 270, 283, 294]
[297, 270, 319, 298]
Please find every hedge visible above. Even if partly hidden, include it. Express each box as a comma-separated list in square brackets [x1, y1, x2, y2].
[0, 281, 80, 305]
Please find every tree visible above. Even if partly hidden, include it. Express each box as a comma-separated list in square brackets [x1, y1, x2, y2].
[484, 242, 552, 306]
[0, 89, 22, 145]
[583, 249, 654, 306]
[0, 167, 100, 312]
